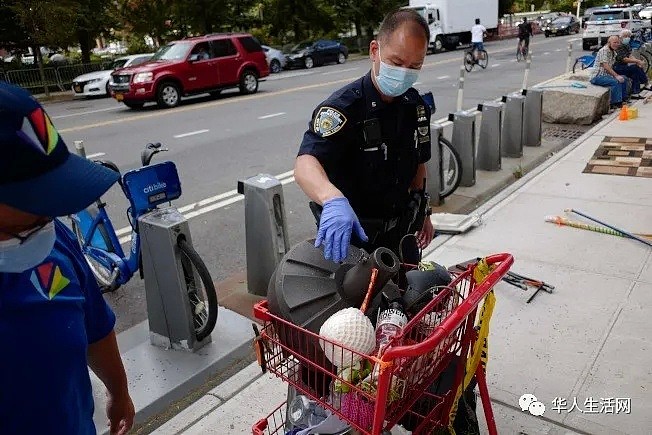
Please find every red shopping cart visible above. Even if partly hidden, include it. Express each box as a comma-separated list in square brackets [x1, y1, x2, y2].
[252, 253, 514, 435]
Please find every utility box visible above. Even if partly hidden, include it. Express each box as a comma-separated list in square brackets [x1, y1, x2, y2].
[477, 102, 503, 171]
[523, 89, 543, 147]
[139, 208, 211, 352]
[237, 174, 290, 296]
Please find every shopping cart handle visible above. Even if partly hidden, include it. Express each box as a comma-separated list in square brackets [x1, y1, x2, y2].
[382, 253, 514, 361]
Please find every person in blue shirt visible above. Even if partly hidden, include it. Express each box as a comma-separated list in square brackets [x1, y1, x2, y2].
[295, 9, 435, 264]
[0, 82, 134, 435]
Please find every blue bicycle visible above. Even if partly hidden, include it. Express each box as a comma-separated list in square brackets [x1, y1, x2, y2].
[69, 143, 218, 340]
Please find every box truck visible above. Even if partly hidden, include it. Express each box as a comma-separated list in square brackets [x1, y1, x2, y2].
[402, 0, 499, 52]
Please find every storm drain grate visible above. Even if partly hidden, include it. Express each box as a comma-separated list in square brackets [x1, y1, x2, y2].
[542, 127, 586, 141]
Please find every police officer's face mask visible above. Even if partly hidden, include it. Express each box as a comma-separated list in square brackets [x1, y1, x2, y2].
[374, 44, 420, 97]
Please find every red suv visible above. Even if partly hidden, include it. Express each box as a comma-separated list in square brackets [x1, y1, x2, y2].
[109, 33, 269, 109]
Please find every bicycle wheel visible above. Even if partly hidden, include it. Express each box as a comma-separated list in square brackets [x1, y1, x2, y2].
[478, 50, 488, 69]
[439, 136, 462, 198]
[638, 52, 651, 74]
[516, 47, 523, 62]
[70, 206, 117, 290]
[177, 236, 218, 342]
[464, 52, 474, 72]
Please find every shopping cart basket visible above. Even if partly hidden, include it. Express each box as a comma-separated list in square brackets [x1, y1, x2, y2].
[252, 253, 514, 435]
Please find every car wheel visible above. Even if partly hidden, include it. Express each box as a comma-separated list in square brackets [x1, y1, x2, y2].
[105, 82, 110, 97]
[270, 59, 282, 73]
[124, 102, 144, 110]
[545, 32, 550, 37]
[239, 70, 258, 94]
[157, 81, 181, 109]
[304, 56, 314, 69]
[337, 52, 346, 64]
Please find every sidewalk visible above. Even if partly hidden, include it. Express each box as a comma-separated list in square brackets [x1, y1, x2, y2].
[136, 100, 652, 434]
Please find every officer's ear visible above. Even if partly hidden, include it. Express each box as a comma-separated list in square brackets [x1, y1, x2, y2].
[369, 40, 379, 61]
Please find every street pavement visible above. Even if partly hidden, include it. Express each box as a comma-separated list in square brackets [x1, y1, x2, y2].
[46, 35, 585, 333]
[146, 86, 652, 435]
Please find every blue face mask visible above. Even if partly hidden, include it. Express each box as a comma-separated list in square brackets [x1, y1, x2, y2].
[622, 37, 631, 45]
[0, 221, 56, 273]
[374, 46, 421, 97]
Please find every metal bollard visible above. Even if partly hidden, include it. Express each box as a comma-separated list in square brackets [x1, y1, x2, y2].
[139, 208, 211, 351]
[566, 42, 573, 73]
[456, 65, 465, 112]
[477, 102, 503, 171]
[237, 174, 289, 296]
[74, 140, 86, 158]
[448, 110, 476, 187]
[522, 50, 532, 91]
[501, 93, 525, 158]
[426, 123, 443, 206]
[522, 88, 543, 147]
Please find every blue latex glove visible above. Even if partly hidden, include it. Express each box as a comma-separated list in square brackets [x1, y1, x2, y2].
[315, 197, 368, 263]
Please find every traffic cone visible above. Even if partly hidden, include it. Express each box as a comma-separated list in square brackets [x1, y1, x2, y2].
[619, 104, 629, 121]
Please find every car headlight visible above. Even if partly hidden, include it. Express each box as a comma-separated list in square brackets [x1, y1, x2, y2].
[88, 78, 103, 83]
[133, 72, 153, 84]
[560, 25, 567, 29]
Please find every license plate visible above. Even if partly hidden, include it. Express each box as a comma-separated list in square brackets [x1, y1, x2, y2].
[114, 93, 124, 101]
[74, 85, 82, 93]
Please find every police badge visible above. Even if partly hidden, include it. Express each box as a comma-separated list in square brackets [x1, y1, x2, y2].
[313, 106, 347, 137]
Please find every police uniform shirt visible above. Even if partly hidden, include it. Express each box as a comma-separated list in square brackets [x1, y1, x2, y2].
[298, 71, 432, 220]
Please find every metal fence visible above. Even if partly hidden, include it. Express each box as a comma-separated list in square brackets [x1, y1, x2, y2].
[0, 61, 113, 92]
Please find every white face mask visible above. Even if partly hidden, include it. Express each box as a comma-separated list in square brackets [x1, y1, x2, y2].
[0, 221, 56, 273]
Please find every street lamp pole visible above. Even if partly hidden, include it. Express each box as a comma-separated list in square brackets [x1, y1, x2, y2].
[576, 0, 582, 21]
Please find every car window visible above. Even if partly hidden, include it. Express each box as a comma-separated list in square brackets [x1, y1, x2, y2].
[590, 11, 626, 21]
[624, 11, 630, 19]
[110, 58, 129, 69]
[238, 36, 263, 53]
[189, 42, 212, 60]
[130, 56, 151, 66]
[212, 39, 238, 58]
[151, 43, 191, 61]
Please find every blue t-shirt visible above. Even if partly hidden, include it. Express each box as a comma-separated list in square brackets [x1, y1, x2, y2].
[0, 219, 116, 435]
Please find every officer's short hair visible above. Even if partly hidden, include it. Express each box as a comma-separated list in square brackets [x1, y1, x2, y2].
[475, 18, 481, 25]
[378, 9, 430, 46]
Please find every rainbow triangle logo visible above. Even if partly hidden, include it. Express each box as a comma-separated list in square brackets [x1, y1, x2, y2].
[30, 262, 70, 300]
[19, 108, 60, 155]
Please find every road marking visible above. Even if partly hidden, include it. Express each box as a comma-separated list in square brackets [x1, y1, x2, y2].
[491, 64, 500, 68]
[59, 37, 568, 135]
[511, 59, 518, 62]
[321, 67, 358, 75]
[437, 75, 450, 79]
[569, 38, 580, 42]
[266, 71, 314, 81]
[51, 106, 120, 119]
[544, 52, 551, 55]
[258, 112, 286, 120]
[555, 48, 562, 52]
[173, 129, 209, 139]
[86, 152, 105, 159]
[114, 169, 295, 238]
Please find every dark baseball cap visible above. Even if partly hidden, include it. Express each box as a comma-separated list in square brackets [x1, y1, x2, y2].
[0, 82, 119, 216]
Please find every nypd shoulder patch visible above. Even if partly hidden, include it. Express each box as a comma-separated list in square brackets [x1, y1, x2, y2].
[313, 106, 347, 137]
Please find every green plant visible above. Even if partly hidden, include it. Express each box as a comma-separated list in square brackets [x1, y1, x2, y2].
[126, 36, 150, 55]
[513, 164, 524, 179]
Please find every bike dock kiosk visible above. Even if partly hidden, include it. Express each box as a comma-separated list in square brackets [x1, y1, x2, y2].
[449, 110, 476, 187]
[523, 89, 543, 148]
[139, 208, 211, 351]
[237, 174, 290, 296]
[501, 93, 525, 158]
[477, 102, 503, 172]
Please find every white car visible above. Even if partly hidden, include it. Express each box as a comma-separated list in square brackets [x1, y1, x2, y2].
[261, 45, 287, 73]
[71, 53, 152, 97]
[582, 6, 650, 50]
[639, 6, 652, 20]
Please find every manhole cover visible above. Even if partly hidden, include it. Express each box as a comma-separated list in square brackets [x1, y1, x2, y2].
[542, 127, 585, 141]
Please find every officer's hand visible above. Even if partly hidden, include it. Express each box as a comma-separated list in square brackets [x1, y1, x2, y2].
[315, 197, 368, 263]
[416, 215, 434, 249]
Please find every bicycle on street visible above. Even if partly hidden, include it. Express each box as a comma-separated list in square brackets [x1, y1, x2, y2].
[69, 142, 218, 341]
[463, 46, 488, 72]
[516, 39, 529, 62]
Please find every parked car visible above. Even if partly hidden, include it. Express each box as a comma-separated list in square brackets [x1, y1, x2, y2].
[639, 6, 652, 19]
[262, 45, 286, 73]
[543, 16, 581, 37]
[285, 40, 348, 69]
[72, 54, 153, 98]
[109, 33, 269, 109]
[582, 6, 650, 50]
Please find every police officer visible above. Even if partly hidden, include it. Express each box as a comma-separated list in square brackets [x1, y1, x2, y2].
[295, 9, 435, 263]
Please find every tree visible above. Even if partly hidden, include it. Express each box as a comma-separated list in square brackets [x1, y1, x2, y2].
[75, 0, 120, 63]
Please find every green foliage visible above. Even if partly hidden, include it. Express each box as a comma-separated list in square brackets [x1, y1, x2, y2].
[126, 36, 151, 55]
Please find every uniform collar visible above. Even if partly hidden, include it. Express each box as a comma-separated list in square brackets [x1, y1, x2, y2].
[363, 71, 415, 112]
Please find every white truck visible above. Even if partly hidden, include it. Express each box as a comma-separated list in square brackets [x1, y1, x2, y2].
[402, 0, 499, 52]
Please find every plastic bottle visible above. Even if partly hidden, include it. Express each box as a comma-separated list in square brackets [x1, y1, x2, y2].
[374, 300, 408, 354]
[288, 395, 316, 428]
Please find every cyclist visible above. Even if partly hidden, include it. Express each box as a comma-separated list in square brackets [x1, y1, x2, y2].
[471, 18, 487, 61]
[517, 17, 533, 56]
